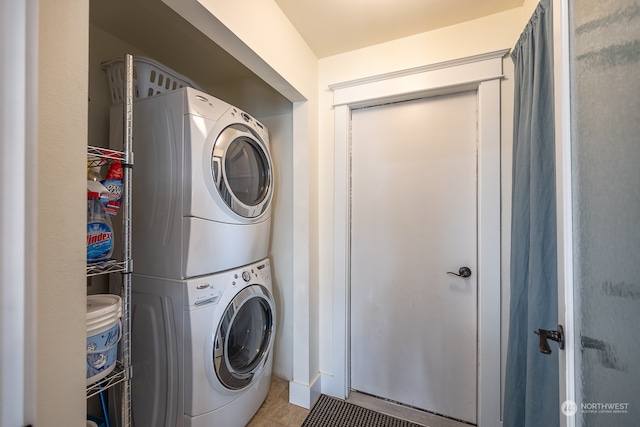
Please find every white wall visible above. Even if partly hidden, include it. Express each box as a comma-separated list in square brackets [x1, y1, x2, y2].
[36, 0, 88, 423]
[187, 0, 317, 99]
[316, 0, 541, 406]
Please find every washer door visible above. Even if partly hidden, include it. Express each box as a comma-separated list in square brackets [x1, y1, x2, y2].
[214, 285, 275, 390]
[211, 124, 273, 219]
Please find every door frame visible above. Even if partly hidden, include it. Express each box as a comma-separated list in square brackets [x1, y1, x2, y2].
[552, 0, 576, 425]
[0, 0, 38, 425]
[327, 50, 508, 427]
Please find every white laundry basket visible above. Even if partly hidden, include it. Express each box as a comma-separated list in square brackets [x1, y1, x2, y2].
[100, 55, 202, 105]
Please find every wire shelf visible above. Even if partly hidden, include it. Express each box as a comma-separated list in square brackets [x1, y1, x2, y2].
[87, 146, 124, 165]
[86, 361, 126, 399]
[86, 53, 134, 427]
[86, 259, 127, 277]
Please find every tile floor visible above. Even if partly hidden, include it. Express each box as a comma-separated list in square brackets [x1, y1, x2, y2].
[246, 377, 310, 427]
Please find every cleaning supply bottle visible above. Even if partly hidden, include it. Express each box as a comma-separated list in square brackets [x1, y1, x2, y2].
[87, 161, 109, 195]
[87, 191, 114, 263]
[100, 162, 123, 216]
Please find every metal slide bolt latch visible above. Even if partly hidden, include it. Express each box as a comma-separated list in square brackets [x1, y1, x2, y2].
[535, 325, 565, 354]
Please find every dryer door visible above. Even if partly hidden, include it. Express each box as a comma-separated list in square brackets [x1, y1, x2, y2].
[214, 285, 275, 390]
[211, 124, 273, 219]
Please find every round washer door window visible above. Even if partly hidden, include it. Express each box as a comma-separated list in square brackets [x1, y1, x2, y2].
[211, 124, 273, 218]
[214, 285, 275, 390]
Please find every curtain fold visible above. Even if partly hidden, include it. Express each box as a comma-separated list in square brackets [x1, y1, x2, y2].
[503, 0, 559, 426]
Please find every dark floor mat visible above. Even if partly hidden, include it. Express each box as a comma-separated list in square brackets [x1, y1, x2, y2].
[301, 394, 424, 427]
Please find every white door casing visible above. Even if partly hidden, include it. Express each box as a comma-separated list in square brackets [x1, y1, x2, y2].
[327, 50, 507, 427]
[0, 0, 38, 425]
[553, 0, 576, 425]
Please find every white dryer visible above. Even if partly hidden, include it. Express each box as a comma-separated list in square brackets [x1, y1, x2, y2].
[110, 87, 274, 279]
[131, 258, 276, 427]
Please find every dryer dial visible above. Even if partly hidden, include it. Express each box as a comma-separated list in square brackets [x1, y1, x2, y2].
[242, 271, 251, 282]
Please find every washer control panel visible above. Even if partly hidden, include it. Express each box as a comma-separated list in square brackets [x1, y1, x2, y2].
[185, 258, 272, 307]
[256, 259, 271, 282]
[231, 268, 257, 286]
[185, 279, 222, 307]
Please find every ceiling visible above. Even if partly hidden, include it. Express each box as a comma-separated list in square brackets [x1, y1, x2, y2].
[274, 0, 524, 58]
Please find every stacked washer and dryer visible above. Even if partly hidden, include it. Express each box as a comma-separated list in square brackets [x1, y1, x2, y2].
[110, 87, 276, 427]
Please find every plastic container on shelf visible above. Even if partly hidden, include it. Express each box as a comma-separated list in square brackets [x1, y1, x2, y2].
[100, 55, 203, 105]
[87, 191, 114, 263]
[86, 294, 122, 385]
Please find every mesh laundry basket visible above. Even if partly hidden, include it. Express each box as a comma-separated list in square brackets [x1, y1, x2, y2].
[100, 55, 202, 105]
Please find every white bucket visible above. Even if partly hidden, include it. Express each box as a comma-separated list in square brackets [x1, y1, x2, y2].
[87, 294, 122, 385]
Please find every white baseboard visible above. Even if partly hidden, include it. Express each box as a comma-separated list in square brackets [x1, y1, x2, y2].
[288, 373, 322, 409]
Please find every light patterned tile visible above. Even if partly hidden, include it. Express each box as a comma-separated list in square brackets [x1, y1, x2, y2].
[248, 377, 309, 427]
[263, 377, 288, 408]
[262, 400, 293, 425]
[285, 404, 309, 427]
[246, 416, 286, 427]
[263, 399, 310, 427]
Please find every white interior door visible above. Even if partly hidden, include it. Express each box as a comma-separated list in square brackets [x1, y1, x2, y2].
[350, 91, 478, 424]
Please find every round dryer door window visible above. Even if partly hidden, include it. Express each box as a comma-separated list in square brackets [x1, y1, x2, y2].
[214, 285, 275, 390]
[211, 124, 273, 219]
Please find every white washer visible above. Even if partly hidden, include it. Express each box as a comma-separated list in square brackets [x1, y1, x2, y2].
[131, 258, 275, 427]
[110, 87, 274, 279]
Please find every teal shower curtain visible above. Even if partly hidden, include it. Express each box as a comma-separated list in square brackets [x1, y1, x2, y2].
[503, 0, 559, 426]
